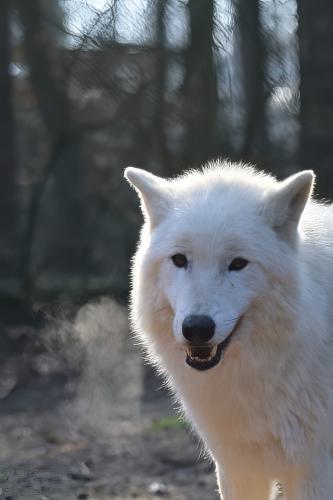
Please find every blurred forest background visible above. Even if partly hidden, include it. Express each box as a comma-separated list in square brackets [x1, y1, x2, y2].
[1, 0, 332, 306]
[1, 1, 333, 498]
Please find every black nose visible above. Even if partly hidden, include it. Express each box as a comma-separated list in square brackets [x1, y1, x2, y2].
[182, 315, 215, 344]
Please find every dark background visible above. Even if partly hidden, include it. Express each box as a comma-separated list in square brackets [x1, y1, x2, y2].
[0, 1, 332, 498]
[1, 0, 331, 304]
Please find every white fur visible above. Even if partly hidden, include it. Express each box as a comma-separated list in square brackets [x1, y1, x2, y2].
[125, 160, 333, 499]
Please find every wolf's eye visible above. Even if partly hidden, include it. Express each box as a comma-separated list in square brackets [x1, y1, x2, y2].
[229, 257, 248, 272]
[171, 254, 188, 268]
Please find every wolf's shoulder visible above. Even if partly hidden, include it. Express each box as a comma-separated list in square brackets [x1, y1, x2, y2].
[300, 202, 333, 284]
[302, 201, 333, 236]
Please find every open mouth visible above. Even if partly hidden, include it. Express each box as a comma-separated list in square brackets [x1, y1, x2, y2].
[185, 330, 235, 371]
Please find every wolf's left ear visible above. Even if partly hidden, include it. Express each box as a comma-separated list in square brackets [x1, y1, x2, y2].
[124, 167, 170, 227]
[267, 170, 315, 238]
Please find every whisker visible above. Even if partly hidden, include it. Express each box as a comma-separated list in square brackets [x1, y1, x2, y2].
[223, 317, 239, 324]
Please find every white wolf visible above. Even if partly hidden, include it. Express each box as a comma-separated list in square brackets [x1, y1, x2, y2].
[125, 161, 333, 500]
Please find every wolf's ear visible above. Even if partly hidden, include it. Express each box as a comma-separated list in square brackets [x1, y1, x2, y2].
[267, 170, 315, 238]
[124, 167, 170, 227]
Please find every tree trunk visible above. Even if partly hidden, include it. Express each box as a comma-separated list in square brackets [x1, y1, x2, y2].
[16, 0, 92, 295]
[153, 0, 171, 175]
[183, 0, 218, 166]
[0, 0, 17, 274]
[297, 0, 333, 196]
[235, 0, 267, 162]
[15, 0, 68, 138]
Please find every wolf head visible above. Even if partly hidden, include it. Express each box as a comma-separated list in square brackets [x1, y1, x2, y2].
[125, 162, 314, 371]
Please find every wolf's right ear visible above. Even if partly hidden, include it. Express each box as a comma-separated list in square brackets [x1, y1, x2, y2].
[124, 167, 170, 227]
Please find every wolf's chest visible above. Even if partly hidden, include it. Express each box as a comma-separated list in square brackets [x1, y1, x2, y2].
[172, 363, 276, 448]
[168, 357, 323, 466]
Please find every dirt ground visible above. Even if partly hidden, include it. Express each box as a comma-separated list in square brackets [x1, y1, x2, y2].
[0, 299, 219, 500]
[0, 387, 219, 500]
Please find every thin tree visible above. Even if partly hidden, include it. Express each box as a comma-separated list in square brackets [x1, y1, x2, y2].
[16, 0, 91, 295]
[0, 0, 17, 274]
[183, 0, 218, 166]
[297, 0, 333, 195]
[235, 0, 268, 162]
[153, 0, 172, 174]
